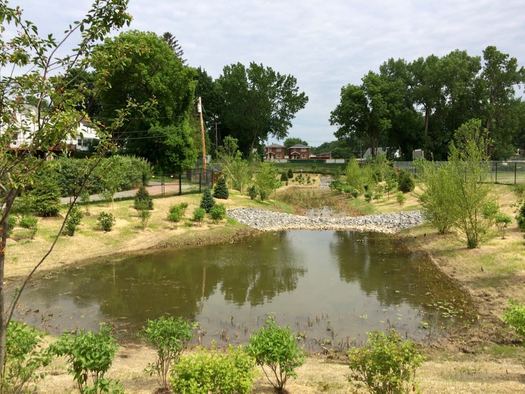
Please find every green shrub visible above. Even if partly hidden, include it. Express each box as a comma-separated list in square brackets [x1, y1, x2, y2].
[504, 301, 525, 338]
[287, 169, 293, 179]
[210, 204, 226, 223]
[19, 215, 38, 239]
[42, 155, 152, 197]
[248, 317, 304, 392]
[495, 212, 512, 239]
[247, 185, 258, 200]
[280, 172, 288, 182]
[364, 191, 373, 203]
[213, 176, 229, 199]
[513, 184, 525, 198]
[350, 188, 360, 198]
[64, 206, 83, 236]
[171, 346, 255, 394]
[200, 189, 215, 213]
[417, 162, 459, 234]
[517, 201, 525, 231]
[97, 212, 115, 232]
[396, 192, 406, 206]
[31, 174, 61, 217]
[7, 215, 17, 237]
[51, 325, 121, 394]
[1, 321, 53, 393]
[255, 163, 281, 201]
[142, 317, 193, 390]
[348, 330, 423, 394]
[139, 209, 151, 230]
[11, 193, 35, 215]
[19, 215, 38, 229]
[192, 207, 206, 222]
[345, 158, 366, 191]
[134, 185, 153, 210]
[397, 170, 415, 193]
[168, 203, 188, 223]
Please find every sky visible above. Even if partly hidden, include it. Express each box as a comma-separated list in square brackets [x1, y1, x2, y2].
[12, 0, 525, 146]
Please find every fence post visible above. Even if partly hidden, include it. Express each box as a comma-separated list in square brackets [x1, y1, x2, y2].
[515, 162, 517, 185]
[178, 173, 182, 195]
[161, 174, 165, 196]
[495, 162, 498, 184]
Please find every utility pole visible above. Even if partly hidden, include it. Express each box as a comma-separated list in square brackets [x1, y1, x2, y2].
[197, 96, 207, 174]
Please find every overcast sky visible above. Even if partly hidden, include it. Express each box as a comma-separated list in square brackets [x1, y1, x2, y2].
[13, 0, 525, 146]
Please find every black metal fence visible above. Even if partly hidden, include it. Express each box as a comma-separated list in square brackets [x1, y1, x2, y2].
[393, 161, 525, 185]
[148, 168, 216, 197]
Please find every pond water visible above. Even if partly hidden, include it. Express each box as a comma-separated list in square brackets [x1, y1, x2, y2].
[11, 231, 475, 349]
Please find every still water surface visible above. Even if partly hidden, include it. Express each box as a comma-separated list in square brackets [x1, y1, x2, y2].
[13, 231, 474, 348]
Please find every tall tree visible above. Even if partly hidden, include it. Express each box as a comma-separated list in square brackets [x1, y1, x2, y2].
[215, 62, 308, 156]
[330, 72, 391, 157]
[162, 32, 185, 63]
[91, 30, 197, 171]
[481, 46, 525, 159]
[194, 67, 221, 155]
[283, 137, 308, 148]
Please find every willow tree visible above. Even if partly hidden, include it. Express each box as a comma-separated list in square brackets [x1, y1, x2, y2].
[0, 0, 132, 381]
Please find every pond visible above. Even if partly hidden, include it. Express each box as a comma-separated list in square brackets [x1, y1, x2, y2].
[11, 231, 475, 349]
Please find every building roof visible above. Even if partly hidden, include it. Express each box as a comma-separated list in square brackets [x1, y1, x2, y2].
[266, 143, 285, 148]
[289, 144, 309, 149]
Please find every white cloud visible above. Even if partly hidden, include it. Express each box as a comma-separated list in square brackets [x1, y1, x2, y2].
[13, 0, 525, 146]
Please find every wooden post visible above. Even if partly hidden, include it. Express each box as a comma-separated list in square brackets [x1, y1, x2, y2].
[198, 97, 207, 174]
[178, 173, 182, 195]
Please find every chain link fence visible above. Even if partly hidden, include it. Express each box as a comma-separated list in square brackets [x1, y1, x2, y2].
[393, 161, 525, 185]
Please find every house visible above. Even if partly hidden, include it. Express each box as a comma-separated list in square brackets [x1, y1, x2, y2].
[264, 143, 287, 160]
[1, 106, 99, 153]
[288, 144, 310, 160]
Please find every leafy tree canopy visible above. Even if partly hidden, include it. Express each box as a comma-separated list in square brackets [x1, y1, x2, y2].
[215, 62, 308, 156]
[91, 30, 197, 171]
[283, 137, 308, 148]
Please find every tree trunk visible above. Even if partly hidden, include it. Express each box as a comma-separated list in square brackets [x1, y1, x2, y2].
[424, 105, 430, 150]
[0, 220, 7, 379]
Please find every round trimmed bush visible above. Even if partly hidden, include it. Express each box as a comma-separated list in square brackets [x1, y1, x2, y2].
[397, 170, 415, 193]
[97, 211, 115, 232]
[209, 204, 226, 222]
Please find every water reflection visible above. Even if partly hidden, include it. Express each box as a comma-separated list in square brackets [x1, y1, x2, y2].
[11, 231, 474, 348]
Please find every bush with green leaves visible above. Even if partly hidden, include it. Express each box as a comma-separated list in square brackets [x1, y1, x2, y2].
[248, 317, 304, 393]
[213, 176, 229, 199]
[364, 191, 373, 203]
[287, 169, 293, 179]
[396, 192, 406, 206]
[31, 173, 61, 217]
[42, 155, 152, 197]
[139, 209, 151, 230]
[171, 346, 255, 394]
[19, 215, 38, 239]
[7, 215, 17, 238]
[167, 203, 188, 223]
[495, 213, 512, 239]
[397, 170, 415, 193]
[1, 321, 53, 393]
[200, 189, 215, 213]
[142, 317, 193, 390]
[417, 161, 458, 234]
[209, 204, 226, 223]
[255, 163, 281, 201]
[64, 206, 83, 236]
[517, 201, 525, 231]
[280, 172, 288, 182]
[247, 185, 258, 200]
[134, 185, 153, 210]
[345, 158, 366, 191]
[504, 301, 525, 338]
[97, 212, 115, 232]
[192, 207, 206, 222]
[51, 325, 121, 394]
[348, 330, 423, 394]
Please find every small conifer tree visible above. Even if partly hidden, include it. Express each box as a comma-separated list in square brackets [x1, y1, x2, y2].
[134, 185, 153, 210]
[213, 176, 229, 199]
[200, 189, 215, 213]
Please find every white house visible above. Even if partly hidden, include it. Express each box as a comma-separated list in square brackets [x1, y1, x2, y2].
[1, 105, 99, 153]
